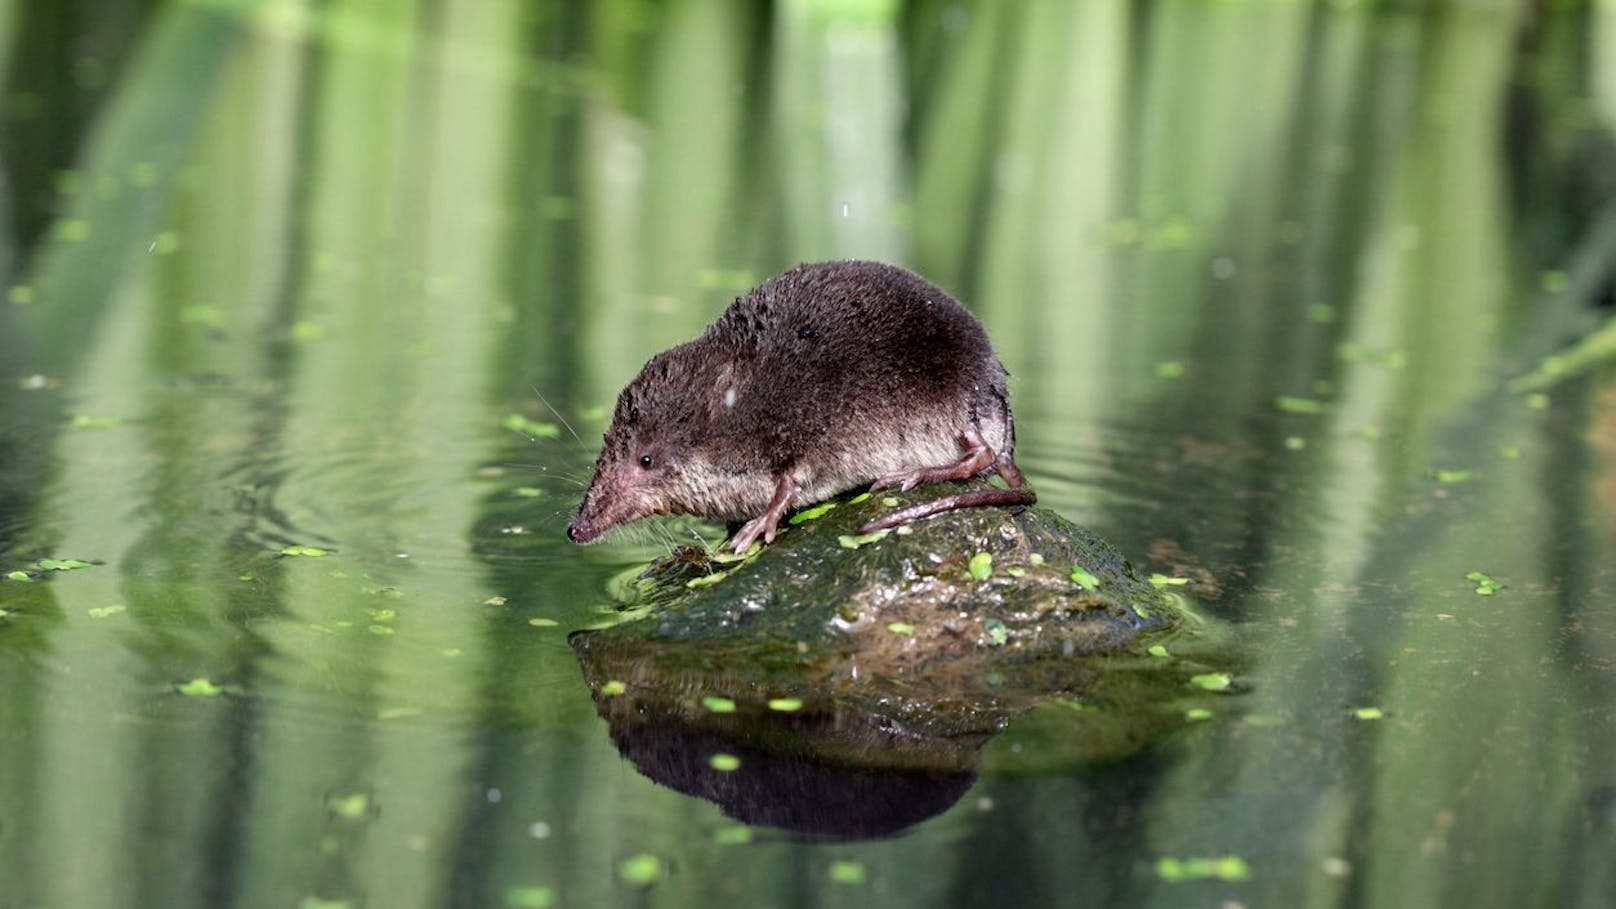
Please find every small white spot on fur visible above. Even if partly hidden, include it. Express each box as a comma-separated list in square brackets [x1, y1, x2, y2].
[723, 387, 737, 408]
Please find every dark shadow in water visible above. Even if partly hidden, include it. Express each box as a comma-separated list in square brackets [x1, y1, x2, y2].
[588, 689, 982, 839]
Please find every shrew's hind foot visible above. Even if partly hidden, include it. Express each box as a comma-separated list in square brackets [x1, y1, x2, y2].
[870, 429, 996, 491]
[857, 487, 1037, 535]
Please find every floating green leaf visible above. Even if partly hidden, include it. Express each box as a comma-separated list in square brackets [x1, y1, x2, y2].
[887, 622, 915, 636]
[1070, 566, 1099, 589]
[600, 680, 627, 696]
[1147, 644, 1170, 658]
[968, 551, 993, 580]
[1275, 395, 1325, 414]
[701, 696, 736, 713]
[38, 558, 93, 571]
[1027, 553, 1045, 566]
[527, 617, 559, 627]
[1337, 344, 1406, 370]
[513, 487, 544, 498]
[326, 792, 370, 820]
[504, 886, 555, 908]
[279, 545, 329, 558]
[828, 861, 867, 885]
[1155, 855, 1251, 883]
[880, 496, 899, 507]
[767, 697, 803, 712]
[710, 542, 761, 563]
[616, 853, 664, 887]
[1434, 468, 1473, 484]
[709, 753, 741, 772]
[1149, 574, 1189, 588]
[5, 570, 28, 582]
[788, 501, 837, 525]
[1189, 672, 1232, 692]
[686, 568, 733, 588]
[501, 414, 561, 438]
[1353, 707, 1384, 720]
[88, 605, 126, 619]
[1005, 566, 1027, 578]
[1465, 571, 1502, 596]
[1185, 708, 1214, 721]
[848, 492, 872, 504]
[837, 529, 889, 549]
[177, 678, 224, 697]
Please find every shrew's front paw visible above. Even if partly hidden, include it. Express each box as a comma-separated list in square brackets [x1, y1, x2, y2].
[727, 515, 775, 554]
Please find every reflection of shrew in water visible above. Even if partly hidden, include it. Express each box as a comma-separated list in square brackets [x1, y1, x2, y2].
[582, 685, 983, 840]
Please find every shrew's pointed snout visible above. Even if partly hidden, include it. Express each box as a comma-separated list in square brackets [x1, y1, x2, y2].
[568, 475, 609, 545]
[566, 512, 601, 544]
[567, 464, 656, 544]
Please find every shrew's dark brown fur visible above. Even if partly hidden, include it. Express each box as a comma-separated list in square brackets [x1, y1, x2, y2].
[567, 260, 1034, 552]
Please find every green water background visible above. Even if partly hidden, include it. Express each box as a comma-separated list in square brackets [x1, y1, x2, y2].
[2, 1, 1615, 907]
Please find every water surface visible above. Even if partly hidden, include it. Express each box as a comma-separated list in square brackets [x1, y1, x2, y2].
[2, 3, 1615, 907]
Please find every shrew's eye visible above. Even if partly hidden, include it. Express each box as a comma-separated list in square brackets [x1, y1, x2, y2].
[639, 454, 654, 469]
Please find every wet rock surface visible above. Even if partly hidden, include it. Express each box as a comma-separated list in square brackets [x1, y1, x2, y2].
[579, 479, 1182, 671]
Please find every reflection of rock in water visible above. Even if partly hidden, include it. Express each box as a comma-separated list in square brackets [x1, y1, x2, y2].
[568, 481, 1230, 838]
[578, 676, 981, 838]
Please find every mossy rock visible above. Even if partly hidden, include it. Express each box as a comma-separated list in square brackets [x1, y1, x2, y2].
[575, 481, 1215, 728]
[589, 480, 1175, 648]
[569, 482, 1229, 834]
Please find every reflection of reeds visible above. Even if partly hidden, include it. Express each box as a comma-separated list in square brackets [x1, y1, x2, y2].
[1, 2, 1615, 907]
